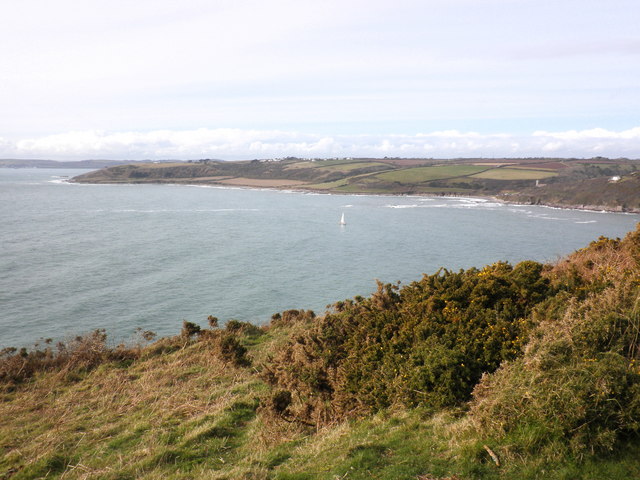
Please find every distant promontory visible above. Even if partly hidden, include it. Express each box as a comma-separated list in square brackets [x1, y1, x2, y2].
[71, 157, 640, 212]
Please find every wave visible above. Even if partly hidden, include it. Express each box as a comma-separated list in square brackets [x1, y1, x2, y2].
[384, 201, 505, 210]
[454, 202, 503, 209]
[527, 214, 565, 221]
[48, 177, 70, 184]
[455, 197, 491, 203]
[102, 208, 261, 213]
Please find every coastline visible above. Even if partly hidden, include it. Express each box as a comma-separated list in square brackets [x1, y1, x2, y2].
[69, 177, 640, 215]
[487, 194, 640, 215]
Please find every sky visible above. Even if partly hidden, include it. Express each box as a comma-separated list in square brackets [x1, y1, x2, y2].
[1, 0, 639, 160]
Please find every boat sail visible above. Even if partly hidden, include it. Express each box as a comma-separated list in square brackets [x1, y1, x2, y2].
[339, 212, 346, 225]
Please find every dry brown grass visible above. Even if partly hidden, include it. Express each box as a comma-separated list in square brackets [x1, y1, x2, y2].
[547, 234, 638, 286]
[0, 334, 262, 477]
[0, 329, 139, 388]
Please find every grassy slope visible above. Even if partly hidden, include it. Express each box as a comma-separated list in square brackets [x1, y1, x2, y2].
[4, 336, 628, 480]
[3, 227, 640, 479]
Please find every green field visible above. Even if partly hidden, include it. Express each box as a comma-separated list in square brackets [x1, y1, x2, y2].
[471, 168, 558, 180]
[374, 165, 487, 183]
[509, 166, 558, 172]
[306, 178, 350, 189]
[318, 161, 391, 173]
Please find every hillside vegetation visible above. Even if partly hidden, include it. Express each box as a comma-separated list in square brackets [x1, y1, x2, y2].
[71, 157, 640, 212]
[3, 226, 640, 479]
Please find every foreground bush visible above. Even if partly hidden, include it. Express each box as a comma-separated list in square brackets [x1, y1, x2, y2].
[469, 227, 640, 456]
[264, 260, 552, 424]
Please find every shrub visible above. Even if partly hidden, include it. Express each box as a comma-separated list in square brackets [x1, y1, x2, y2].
[269, 309, 316, 327]
[263, 390, 293, 417]
[225, 320, 263, 337]
[264, 262, 552, 424]
[0, 329, 139, 388]
[181, 321, 201, 338]
[468, 228, 640, 456]
[216, 333, 251, 367]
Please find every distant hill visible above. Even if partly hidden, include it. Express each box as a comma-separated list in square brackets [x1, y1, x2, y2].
[0, 159, 183, 169]
[72, 156, 640, 212]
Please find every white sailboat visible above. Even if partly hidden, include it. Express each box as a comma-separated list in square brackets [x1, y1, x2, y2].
[339, 212, 346, 225]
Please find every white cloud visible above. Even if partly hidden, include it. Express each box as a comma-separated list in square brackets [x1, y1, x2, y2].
[2, 127, 639, 160]
[533, 127, 640, 140]
[542, 141, 563, 152]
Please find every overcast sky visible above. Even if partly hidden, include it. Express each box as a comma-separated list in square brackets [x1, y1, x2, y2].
[1, 0, 639, 160]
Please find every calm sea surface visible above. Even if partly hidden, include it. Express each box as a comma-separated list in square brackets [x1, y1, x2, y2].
[1, 168, 639, 348]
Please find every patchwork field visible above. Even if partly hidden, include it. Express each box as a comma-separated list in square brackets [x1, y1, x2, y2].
[373, 165, 488, 183]
[71, 157, 640, 212]
[470, 168, 558, 180]
[317, 161, 391, 173]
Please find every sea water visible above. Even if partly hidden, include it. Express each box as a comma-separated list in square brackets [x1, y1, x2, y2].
[1, 168, 638, 348]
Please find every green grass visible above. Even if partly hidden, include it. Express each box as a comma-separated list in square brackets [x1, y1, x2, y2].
[3, 328, 640, 480]
[317, 162, 391, 173]
[470, 168, 559, 180]
[305, 178, 350, 189]
[272, 410, 460, 480]
[374, 165, 488, 183]
[509, 166, 558, 172]
[0, 338, 264, 479]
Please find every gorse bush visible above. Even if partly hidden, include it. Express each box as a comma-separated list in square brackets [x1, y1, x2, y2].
[215, 333, 251, 367]
[224, 319, 264, 336]
[263, 225, 640, 450]
[195, 318, 263, 367]
[181, 320, 202, 338]
[469, 226, 640, 455]
[264, 260, 553, 424]
[270, 309, 316, 327]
